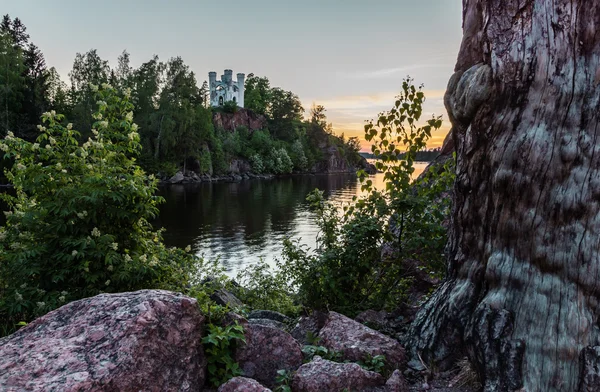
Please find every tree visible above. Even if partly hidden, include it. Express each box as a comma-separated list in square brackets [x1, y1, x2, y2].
[0, 86, 199, 332]
[114, 50, 133, 89]
[0, 15, 29, 49]
[21, 43, 49, 140]
[244, 73, 271, 115]
[309, 103, 333, 134]
[407, 2, 600, 391]
[46, 67, 70, 115]
[68, 49, 110, 136]
[0, 33, 24, 136]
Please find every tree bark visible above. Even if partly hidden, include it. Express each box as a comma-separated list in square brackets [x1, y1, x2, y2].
[408, 1, 600, 391]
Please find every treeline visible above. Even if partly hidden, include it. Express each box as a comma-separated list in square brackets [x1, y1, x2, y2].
[359, 148, 442, 162]
[0, 15, 362, 178]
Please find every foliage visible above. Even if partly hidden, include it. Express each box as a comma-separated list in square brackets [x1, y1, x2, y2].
[301, 344, 343, 363]
[267, 147, 294, 174]
[357, 354, 387, 375]
[0, 19, 362, 180]
[274, 369, 293, 392]
[0, 85, 200, 333]
[277, 78, 455, 313]
[222, 100, 238, 114]
[234, 261, 300, 316]
[202, 322, 246, 387]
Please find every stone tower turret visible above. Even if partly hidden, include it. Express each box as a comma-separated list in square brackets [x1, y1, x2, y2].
[237, 73, 245, 109]
[208, 69, 245, 108]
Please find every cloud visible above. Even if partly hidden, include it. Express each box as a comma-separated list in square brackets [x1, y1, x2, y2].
[336, 55, 457, 80]
[303, 90, 450, 151]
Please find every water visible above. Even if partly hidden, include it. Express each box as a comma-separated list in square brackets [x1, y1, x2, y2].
[157, 162, 428, 276]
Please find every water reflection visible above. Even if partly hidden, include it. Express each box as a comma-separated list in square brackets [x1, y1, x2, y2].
[157, 163, 428, 276]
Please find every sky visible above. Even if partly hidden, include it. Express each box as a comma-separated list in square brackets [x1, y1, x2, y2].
[2, 0, 463, 150]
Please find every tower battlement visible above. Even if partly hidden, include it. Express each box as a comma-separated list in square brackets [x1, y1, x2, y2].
[209, 69, 244, 108]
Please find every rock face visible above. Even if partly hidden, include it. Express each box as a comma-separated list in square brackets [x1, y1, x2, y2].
[211, 288, 244, 308]
[218, 376, 272, 392]
[213, 109, 267, 132]
[385, 370, 409, 392]
[248, 310, 290, 323]
[235, 324, 303, 387]
[0, 290, 205, 392]
[319, 311, 406, 370]
[290, 310, 329, 345]
[292, 356, 385, 392]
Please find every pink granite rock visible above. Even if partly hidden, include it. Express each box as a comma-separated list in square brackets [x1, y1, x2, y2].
[218, 376, 272, 392]
[385, 370, 409, 392]
[0, 290, 205, 392]
[319, 311, 406, 370]
[235, 324, 303, 387]
[292, 356, 385, 391]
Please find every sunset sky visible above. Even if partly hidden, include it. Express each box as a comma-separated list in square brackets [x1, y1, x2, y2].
[3, 0, 463, 150]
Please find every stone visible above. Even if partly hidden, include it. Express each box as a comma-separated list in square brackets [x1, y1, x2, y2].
[290, 310, 329, 345]
[169, 171, 185, 184]
[319, 311, 406, 370]
[355, 309, 390, 329]
[218, 376, 272, 392]
[385, 370, 409, 392]
[292, 356, 385, 392]
[248, 310, 290, 323]
[235, 324, 303, 387]
[210, 288, 244, 308]
[0, 290, 205, 391]
[248, 318, 286, 330]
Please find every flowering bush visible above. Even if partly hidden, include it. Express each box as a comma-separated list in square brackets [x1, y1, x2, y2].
[0, 84, 200, 333]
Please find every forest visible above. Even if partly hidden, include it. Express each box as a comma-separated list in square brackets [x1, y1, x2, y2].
[0, 14, 365, 182]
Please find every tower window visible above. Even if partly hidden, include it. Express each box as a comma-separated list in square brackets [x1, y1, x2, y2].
[219, 96, 224, 106]
[233, 96, 236, 103]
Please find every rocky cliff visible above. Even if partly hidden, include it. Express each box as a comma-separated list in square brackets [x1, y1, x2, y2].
[213, 109, 267, 132]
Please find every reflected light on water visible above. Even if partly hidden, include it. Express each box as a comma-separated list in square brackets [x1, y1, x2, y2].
[158, 162, 428, 277]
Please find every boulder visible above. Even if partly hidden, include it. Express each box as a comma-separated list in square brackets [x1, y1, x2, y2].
[169, 171, 185, 184]
[355, 309, 389, 329]
[290, 310, 329, 345]
[235, 324, 303, 387]
[211, 288, 244, 308]
[248, 318, 286, 330]
[385, 370, 409, 392]
[292, 356, 385, 392]
[218, 376, 272, 392]
[248, 310, 290, 323]
[319, 311, 406, 370]
[0, 290, 205, 391]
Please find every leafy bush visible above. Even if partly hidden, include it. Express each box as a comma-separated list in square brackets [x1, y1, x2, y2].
[235, 261, 300, 316]
[274, 369, 293, 392]
[357, 354, 387, 375]
[222, 100, 239, 114]
[301, 344, 343, 363]
[249, 154, 265, 174]
[277, 78, 455, 313]
[290, 140, 308, 170]
[267, 148, 293, 174]
[202, 322, 246, 387]
[0, 84, 200, 333]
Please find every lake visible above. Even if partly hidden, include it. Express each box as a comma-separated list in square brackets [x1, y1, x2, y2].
[157, 162, 428, 277]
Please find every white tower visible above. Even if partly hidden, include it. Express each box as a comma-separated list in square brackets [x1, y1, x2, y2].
[209, 69, 245, 108]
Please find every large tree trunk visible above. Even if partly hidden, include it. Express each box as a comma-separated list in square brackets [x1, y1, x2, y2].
[408, 1, 600, 391]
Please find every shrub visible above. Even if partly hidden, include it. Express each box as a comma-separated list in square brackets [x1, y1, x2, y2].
[267, 147, 293, 174]
[235, 261, 300, 316]
[249, 153, 265, 174]
[0, 84, 200, 333]
[222, 100, 238, 114]
[278, 78, 455, 313]
[202, 322, 246, 387]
